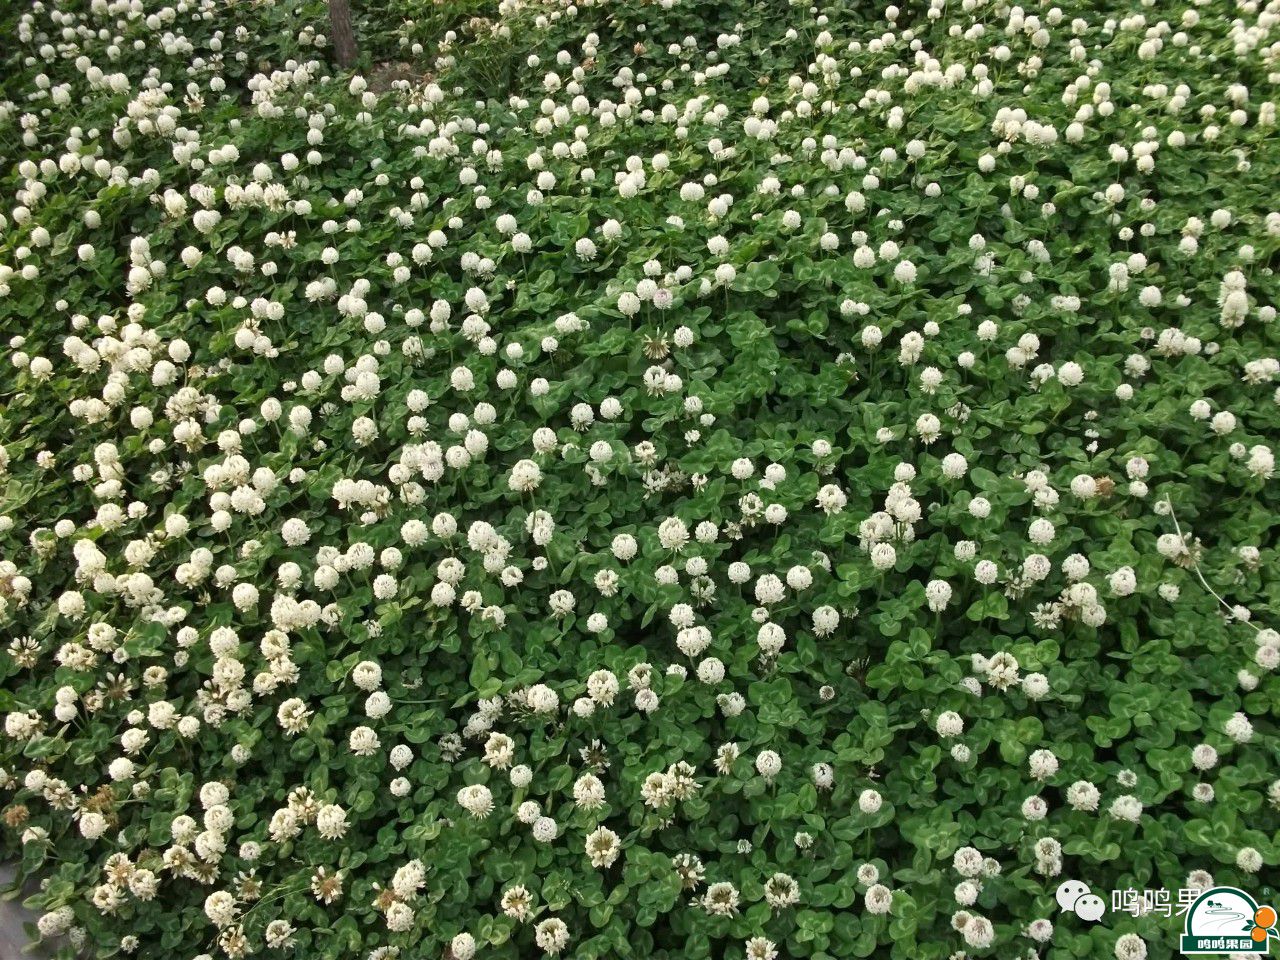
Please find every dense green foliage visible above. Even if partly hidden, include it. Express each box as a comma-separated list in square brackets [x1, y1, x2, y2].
[0, 1, 1278, 959]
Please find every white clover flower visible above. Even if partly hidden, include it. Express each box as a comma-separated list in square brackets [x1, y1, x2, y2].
[1224, 712, 1254, 743]
[315, 803, 349, 839]
[940, 453, 968, 479]
[1236, 847, 1263, 873]
[754, 574, 785, 605]
[526, 684, 559, 714]
[535, 917, 570, 954]
[204, 891, 238, 928]
[531, 816, 558, 842]
[935, 712, 964, 738]
[78, 811, 108, 840]
[1028, 749, 1059, 780]
[870, 543, 897, 572]
[348, 726, 380, 756]
[925, 580, 952, 612]
[658, 517, 689, 551]
[755, 750, 782, 780]
[457, 785, 494, 819]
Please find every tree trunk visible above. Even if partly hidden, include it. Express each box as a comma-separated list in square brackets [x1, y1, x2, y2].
[329, 0, 358, 69]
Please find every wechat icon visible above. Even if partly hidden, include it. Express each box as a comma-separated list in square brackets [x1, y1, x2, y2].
[1057, 880, 1107, 922]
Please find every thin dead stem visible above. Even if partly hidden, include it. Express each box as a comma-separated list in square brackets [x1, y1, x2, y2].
[1163, 494, 1263, 635]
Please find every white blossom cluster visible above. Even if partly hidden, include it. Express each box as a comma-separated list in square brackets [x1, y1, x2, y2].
[0, 0, 1277, 959]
